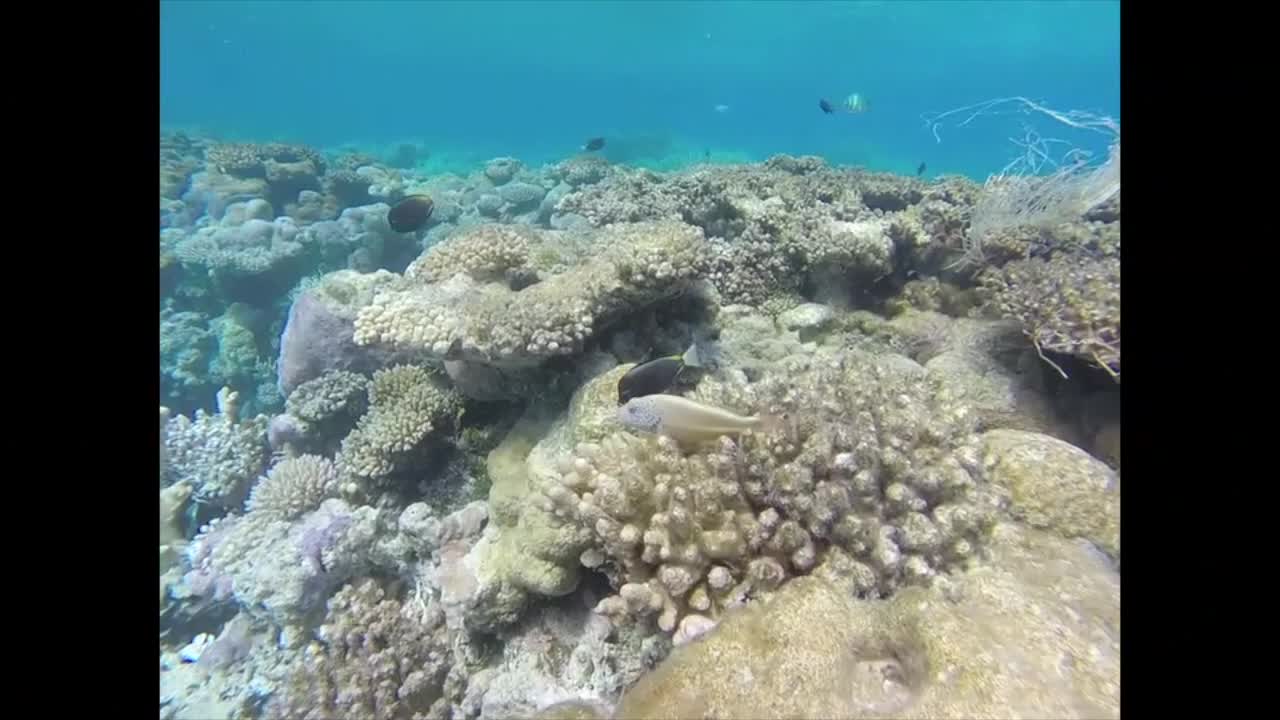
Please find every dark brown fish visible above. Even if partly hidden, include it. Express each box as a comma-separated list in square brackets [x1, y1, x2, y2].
[616, 338, 719, 404]
[819, 98, 834, 114]
[916, 162, 927, 177]
[583, 137, 606, 151]
[388, 194, 434, 233]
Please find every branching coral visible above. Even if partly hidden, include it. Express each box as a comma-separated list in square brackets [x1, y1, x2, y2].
[269, 578, 453, 720]
[246, 455, 341, 521]
[539, 350, 1003, 639]
[979, 253, 1120, 380]
[405, 223, 537, 285]
[162, 388, 271, 510]
[335, 365, 464, 487]
[285, 369, 370, 430]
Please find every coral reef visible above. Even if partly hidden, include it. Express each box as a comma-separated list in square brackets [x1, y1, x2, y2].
[173, 496, 396, 633]
[160, 139, 1120, 720]
[540, 349, 1004, 637]
[612, 523, 1119, 719]
[269, 577, 454, 720]
[980, 251, 1120, 380]
[334, 365, 464, 489]
[276, 269, 420, 395]
[979, 428, 1119, 560]
[162, 388, 271, 511]
[461, 597, 668, 719]
[174, 216, 305, 280]
[352, 220, 713, 368]
[246, 455, 342, 522]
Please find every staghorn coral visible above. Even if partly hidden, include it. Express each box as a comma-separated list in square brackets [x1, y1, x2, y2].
[979, 252, 1120, 379]
[352, 220, 712, 368]
[162, 388, 271, 510]
[246, 454, 341, 522]
[539, 349, 1004, 638]
[269, 578, 453, 720]
[335, 365, 463, 488]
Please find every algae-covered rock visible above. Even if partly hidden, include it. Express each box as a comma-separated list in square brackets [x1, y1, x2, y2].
[613, 523, 1119, 719]
[462, 365, 625, 631]
[981, 428, 1120, 560]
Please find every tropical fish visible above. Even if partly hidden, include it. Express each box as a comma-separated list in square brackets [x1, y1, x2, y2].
[916, 161, 927, 177]
[819, 98, 835, 114]
[617, 394, 783, 446]
[843, 93, 870, 114]
[388, 194, 434, 233]
[617, 339, 719, 405]
[583, 137, 606, 151]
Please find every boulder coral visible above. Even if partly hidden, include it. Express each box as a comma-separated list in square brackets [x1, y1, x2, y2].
[612, 523, 1119, 719]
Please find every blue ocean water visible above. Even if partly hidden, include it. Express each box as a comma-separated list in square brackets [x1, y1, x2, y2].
[160, 0, 1119, 179]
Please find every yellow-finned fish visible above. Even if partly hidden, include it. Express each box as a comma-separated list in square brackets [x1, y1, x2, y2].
[617, 393, 783, 446]
[616, 337, 720, 405]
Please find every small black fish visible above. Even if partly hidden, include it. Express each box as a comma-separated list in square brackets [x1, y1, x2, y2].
[916, 162, 927, 177]
[388, 194, 435, 233]
[617, 338, 719, 405]
[819, 98, 835, 114]
[583, 137, 606, 151]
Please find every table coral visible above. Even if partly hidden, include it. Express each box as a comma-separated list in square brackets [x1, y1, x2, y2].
[352, 220, 712, 368]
